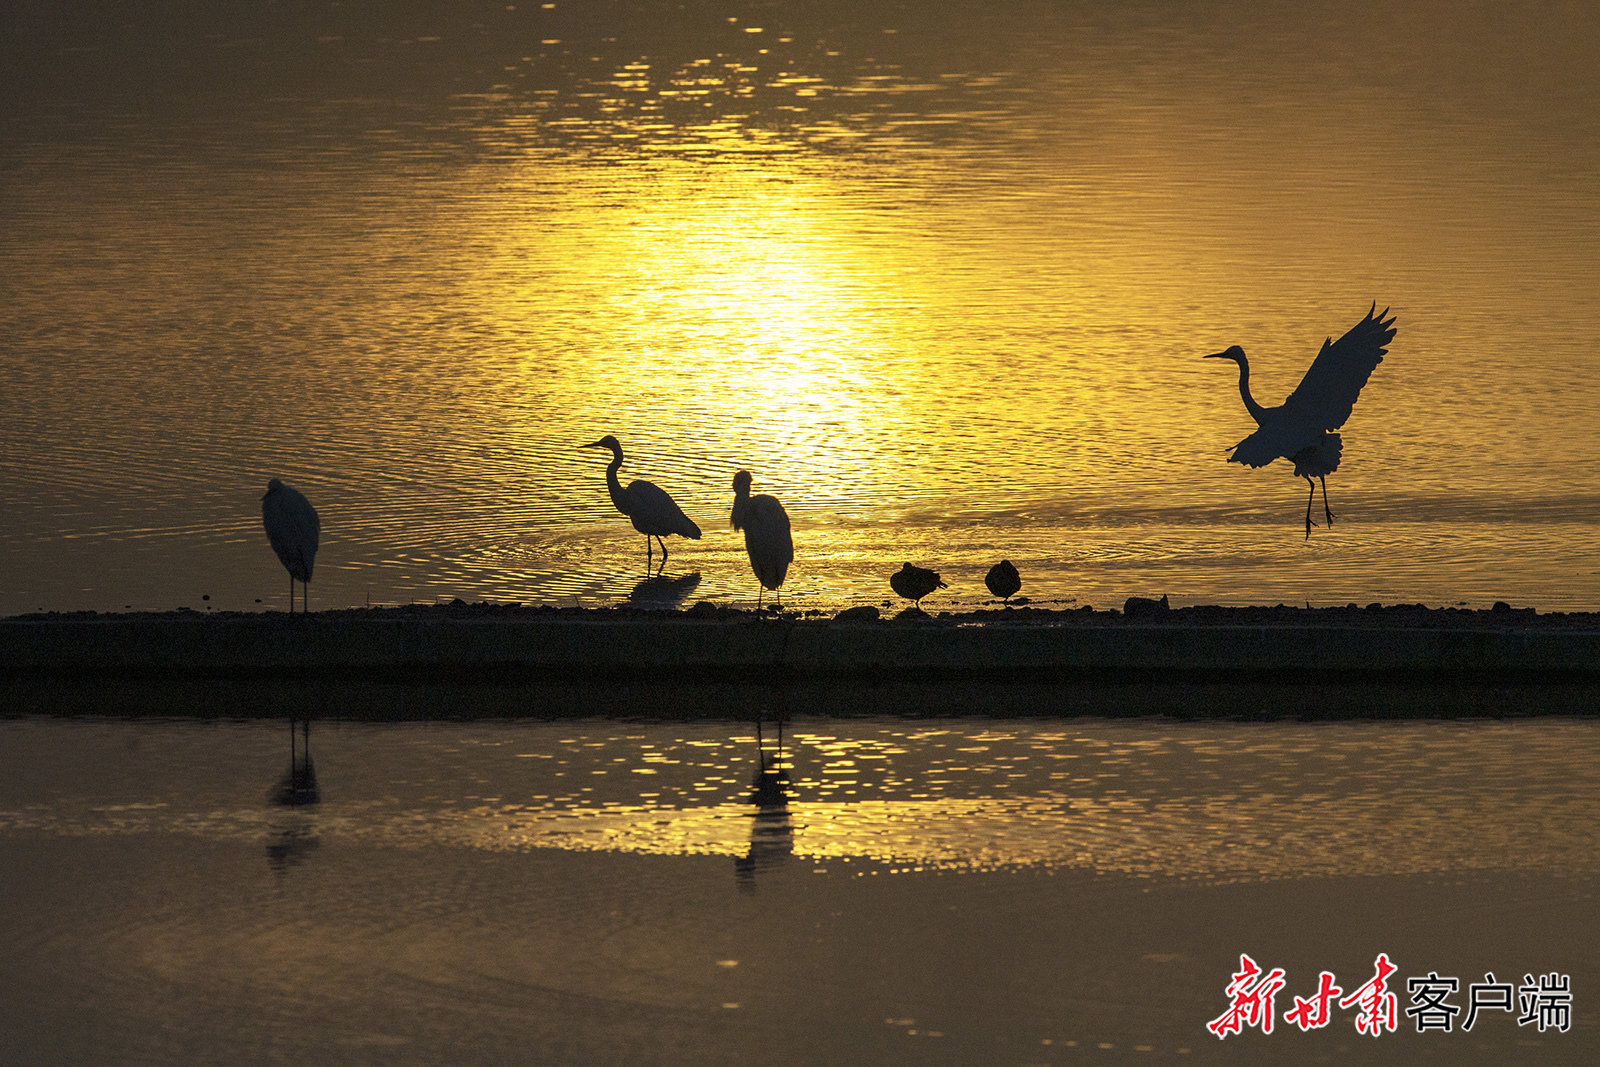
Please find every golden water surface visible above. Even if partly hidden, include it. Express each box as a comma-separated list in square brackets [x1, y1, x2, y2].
[6, 718, 1596, 882]
[3, 1, 1599, 613]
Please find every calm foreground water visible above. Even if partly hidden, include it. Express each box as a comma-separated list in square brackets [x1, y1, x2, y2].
[4, 2, 1600, 616]
[1, 711, 1596, 1065]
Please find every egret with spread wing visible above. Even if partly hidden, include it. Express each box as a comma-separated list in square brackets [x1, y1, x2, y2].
[1206, 303, 1397, 538]
[730, 470, 793, 610]
[583, 434, 702, 571]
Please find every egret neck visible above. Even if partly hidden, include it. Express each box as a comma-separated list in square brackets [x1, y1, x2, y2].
[587, 438, 633, 517]
[1205, 347, 1267, 425]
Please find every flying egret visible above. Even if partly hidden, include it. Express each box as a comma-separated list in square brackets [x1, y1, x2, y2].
[985, 559, 1021, 604]
[890, 562, 947, 609]
[1206, 303, 1397, 538]
[583, 434, 702, 571]
[261, 478, 320, 613]
[730, 470, 794, 610]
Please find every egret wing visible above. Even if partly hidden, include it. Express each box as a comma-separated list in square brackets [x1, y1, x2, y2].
[628, 479, 702, 539]
[263, 488, 321, 581]
[1279, 304, 1396, 431]
[751, 496, 794, 566]
[1228, 422, 1306, 469]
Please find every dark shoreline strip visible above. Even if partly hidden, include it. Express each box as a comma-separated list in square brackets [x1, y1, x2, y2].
[4, 615, 1599, 683]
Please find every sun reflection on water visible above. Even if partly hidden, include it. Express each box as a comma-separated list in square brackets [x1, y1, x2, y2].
[4, 2, 1600, 614]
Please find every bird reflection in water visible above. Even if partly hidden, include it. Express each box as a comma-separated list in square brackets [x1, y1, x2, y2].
[267, 715, 320, 871]
[274, 715, 319, 806]
[735, 717, 794, 891]
[628, 570, 701, 609]
[266, 822, 321, 872]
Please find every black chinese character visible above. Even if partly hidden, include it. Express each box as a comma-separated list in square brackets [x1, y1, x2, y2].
[1464, 973, 1514, 1032]
[1518, 973, 1572, 1034]
[1406, 972, 1461, 1032]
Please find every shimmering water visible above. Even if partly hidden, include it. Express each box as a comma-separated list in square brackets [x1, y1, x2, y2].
[4, 1, 1600, 615]
[8, 716, 1597, 880]
[2, 715, 1596, 1064]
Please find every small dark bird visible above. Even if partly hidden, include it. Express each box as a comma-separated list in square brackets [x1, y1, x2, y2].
[890, 562, 947, 608]
[985, 559, 1021, 603]
[262, 478, 320, 613]
[1206, 303, 1397, 539]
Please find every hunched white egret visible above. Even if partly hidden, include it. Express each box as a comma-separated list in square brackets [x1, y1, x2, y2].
[730, 470, 794, 610]
[1206, 303, 1397, 538]
[890, 562, 947, 609]
[261, 478, 320, 613]
[583, 435, 702, 571]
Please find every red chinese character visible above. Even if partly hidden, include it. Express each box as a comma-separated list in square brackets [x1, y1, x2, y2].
[1207, 954, 1288, 1038]
[1285, 970, 1344, 1031]
[1338, 953, 1399, 1036]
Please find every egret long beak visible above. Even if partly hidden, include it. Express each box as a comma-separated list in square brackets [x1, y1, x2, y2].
[1203, 352, 1229, 360]
[581, 439, 605, 449]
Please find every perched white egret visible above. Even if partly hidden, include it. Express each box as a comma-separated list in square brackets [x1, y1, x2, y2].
[890, 562, 947, 609]
[730, 470, 794, 610]
[1206, 303, 1397, 538]
[261, 478, 320, 613]
[583, 434, 702, 571]
[985, 559, 1021, 604]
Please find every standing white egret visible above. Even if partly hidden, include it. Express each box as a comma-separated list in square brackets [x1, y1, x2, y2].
[730, 470, 794, 610]
[1206, 303, 1397, 538]
[583, 435, 702, 571]
[261, 479, 320, 613]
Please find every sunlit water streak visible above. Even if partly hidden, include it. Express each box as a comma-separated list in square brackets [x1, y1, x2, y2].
[4, 718, 1596, 882]
[3, 1, 1600, 614]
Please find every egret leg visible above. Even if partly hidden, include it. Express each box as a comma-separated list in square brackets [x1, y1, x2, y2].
[1303, 477, 1318, 540]
[289, 573, 296, 614]
[1320, 476, 1335, 527]
[645, 536, 653, 574]
[658, 536, 669, 567]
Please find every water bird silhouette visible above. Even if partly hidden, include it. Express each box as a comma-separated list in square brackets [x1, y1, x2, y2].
[1206, 303, 1397, 538]
[730, 470, 793, 610]
[583, 434, 701, 572]
[890, 562, 947, 609]
[985, 559, 1021, 603]
[261, 479, 320, 613]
